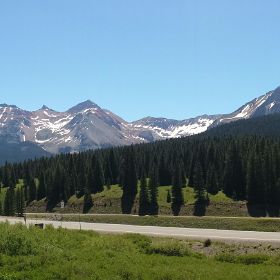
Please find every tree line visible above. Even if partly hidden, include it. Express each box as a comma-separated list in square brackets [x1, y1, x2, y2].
[1, 134, 280, 216]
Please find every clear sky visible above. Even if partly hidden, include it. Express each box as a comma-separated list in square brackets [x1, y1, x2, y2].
[0, 0, 280, 121]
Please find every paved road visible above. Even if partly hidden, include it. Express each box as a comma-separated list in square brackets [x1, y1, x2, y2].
[1, 216, 280, 243]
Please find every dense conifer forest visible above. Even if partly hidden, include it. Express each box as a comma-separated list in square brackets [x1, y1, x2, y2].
[1, 129, 280, 216]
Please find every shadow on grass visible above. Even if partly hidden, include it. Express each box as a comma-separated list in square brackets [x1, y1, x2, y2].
[247, 204, 280, 217]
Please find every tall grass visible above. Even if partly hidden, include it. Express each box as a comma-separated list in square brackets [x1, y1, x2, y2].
[0, 223, 280, 280]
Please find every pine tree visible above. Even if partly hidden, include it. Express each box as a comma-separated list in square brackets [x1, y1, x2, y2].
[121, 151, 138, 214]
[149, 167, 159, 215]
[139, 176, 149, 216]
[246, 152, 265, 205]
[188, 155, 195, 187]
[4, 187, 15, 216]
[16, 187, 25, 216]
[223, 144, 245, 199]
[92, 155, 105, 193]
[46, 165, 62, 210]
[86, 166, 95, 194]
[28, 178, 37, 202]
[108, 149, 119, 184]
[37, 172, 46, 201]
[166, 190, 171, 203]
[193, 161, 206, 202]
[23, 179, 29, 204]
[83, 188, 93, 213]
[171, 163, 184, 216]
[205, 165, 219, 195]
[159, 154, 172, 186]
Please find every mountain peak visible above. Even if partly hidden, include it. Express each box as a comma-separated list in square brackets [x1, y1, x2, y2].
[67, 100, 101, 113]
[0, 103, 18, 109]
[41, 105, 50, 110]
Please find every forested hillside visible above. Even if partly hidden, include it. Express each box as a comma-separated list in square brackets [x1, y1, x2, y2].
[206, 113, 280, 137]
[1, 130, 280, 217]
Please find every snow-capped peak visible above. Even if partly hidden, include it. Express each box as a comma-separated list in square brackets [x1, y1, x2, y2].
[67, 100, 101, 113]
[1, 85, 280, 157]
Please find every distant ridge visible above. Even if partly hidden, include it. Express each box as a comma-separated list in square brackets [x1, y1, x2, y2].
[0, 85, 280, 162]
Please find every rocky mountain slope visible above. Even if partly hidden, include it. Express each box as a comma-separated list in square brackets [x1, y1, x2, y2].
[0, 86, 280, 160]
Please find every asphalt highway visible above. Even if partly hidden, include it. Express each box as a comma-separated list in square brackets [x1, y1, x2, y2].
[1, 216, 280, 243]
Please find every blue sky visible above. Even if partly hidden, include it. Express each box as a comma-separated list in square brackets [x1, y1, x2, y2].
[0, 0, 280, 121]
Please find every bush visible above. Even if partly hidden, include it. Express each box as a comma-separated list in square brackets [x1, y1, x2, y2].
[147, 241, 191, 257]
[125, 234, 152, 252]
[216, 253, 268, 265]
[215, 253, 237, 263]
[203, 239, 212, 247]
[0, 232, 35, 256]
[0, 224, 36, 256]
[237, 254, 268, 265]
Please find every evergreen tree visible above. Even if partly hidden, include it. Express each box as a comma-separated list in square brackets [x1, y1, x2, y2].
[193, 161, 206, 202]
[23, 179, 29, 204]
[121, 151, 138, 214]
[223, 144, 245, 199]
[149, 167, 159, 215]
[171, 163, 184, 216]
[246, 152, 265, 205]
[159, 154, 172, 186]
[138, 176, 149, 216]
[166, 190, 171, 203]
[108, 149, 119, 184]
[92, 155, 105, 193]
[83, 188, 93, 213]
[16, 187, 25, 216]
[205, 164, 219, 195]
[4, 187, 15, 216]
[37, 172, 46, 201]
[28, 178, 37, 202]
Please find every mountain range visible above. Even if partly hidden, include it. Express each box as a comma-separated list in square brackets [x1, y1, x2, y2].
[1, 86, 280, 163]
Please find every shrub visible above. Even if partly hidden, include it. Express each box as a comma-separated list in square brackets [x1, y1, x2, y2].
[125, 234, 152, 252]
[0, 232, 35, 256]
[203, 239, 212, 247]
[147, 241, 191, 257]
[216, 253, 268, 265]
[0, 224, 36, 256]
[215, 253, 236, 263]
[237, 254, 268, 265]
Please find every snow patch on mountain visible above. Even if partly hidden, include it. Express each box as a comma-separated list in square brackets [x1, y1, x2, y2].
[1, 86, 280, 155]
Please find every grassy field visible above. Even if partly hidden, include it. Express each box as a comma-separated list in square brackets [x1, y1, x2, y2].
[27, 213, 280, 232]
[1, 223, 280, 280]
[27, 185, 249, 217]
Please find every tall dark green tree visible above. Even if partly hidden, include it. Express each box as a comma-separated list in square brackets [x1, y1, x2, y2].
[83, 188, 93, 213]
[138, 176, 149, 216]
[159, 154, 172, 186]
[223, 144, 245, 199]
[193, 161, 206, 202]
[171, 163, 184, 216]
[246, 152, 265, 205]
[92, 155, 105, 193]
[16, 187, 25, 216]
[28, 178, 37, 203]
[166, 190, 171, 203]
[4, 187, 15, 216]
[205, 164, 219, 195]
[37, 172, 46, 201]
[121, 151, 138, 214]
[149, 167, 159, 215]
